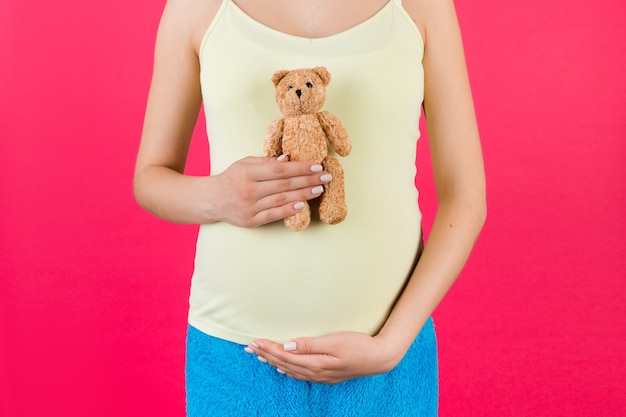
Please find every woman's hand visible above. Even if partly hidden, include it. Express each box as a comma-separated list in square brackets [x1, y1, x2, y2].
[208, 155, 332, 228]
[245, 332, 405, 384]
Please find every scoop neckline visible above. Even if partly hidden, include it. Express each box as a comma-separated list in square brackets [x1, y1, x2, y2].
[229, 0, 394, 42]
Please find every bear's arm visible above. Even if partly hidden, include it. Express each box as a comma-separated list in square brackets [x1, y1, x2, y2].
[317, 111, 351, 157]
[264, 118, 284, 157]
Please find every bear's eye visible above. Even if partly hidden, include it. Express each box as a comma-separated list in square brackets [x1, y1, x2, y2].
[287, 86, 293, 90]
[306, 82, 313, 88]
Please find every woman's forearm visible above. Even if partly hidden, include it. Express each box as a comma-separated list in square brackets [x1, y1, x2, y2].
[377, 192, 486, 364]
[133, 157, 337, 227]
[134, 165, 217, 224]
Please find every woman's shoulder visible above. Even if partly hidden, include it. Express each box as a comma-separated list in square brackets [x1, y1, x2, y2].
[160, 0, 223, 55]
[400, 0, 458, 45]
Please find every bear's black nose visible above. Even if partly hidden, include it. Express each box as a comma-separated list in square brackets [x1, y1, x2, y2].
[296, 89, 302, 98]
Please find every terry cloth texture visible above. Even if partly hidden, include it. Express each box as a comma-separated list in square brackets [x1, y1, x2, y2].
[185, 318, 438, 416]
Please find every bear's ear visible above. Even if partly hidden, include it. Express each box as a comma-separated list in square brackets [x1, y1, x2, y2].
[312, 66, 331, 86]
[271, 70, 291, 87]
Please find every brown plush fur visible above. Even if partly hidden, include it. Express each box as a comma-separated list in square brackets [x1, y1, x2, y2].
[264, 67, 351, 231]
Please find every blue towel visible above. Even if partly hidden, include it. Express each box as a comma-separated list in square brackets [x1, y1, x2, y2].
[185, 318, 438, 416]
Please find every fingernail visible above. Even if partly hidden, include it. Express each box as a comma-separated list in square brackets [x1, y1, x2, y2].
[311, 164, 323, 172]
[284, 341, 297, 351]
[320, 174, 332, 182]
[277, 154, 288, 161]
[257, 356, 268, 363]
[244, 347, 254, 354]
[294, 202, 305, 210]
[311, 185, 324, 195]
[276, 368, 286, 374]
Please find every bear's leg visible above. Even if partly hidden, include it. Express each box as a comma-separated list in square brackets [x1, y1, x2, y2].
[285, 202, 311, 231]
[319, 156, 347, 225]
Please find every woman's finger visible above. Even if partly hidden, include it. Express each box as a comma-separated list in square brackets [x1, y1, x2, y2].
[251, 156, 326, 182]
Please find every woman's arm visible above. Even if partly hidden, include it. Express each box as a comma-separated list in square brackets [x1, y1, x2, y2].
[375, 0, 487, 364]
[248, 0, 486, 383]
[134, 0, 333, 227]
[133, 0, 207, 223]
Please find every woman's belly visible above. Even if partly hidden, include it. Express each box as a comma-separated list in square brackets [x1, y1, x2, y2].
[188, 185, 422, 345]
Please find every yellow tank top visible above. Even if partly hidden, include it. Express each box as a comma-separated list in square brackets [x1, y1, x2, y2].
[189, 0, 425, 345]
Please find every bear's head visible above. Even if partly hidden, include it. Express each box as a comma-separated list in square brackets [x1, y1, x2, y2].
[271, 67, 331, 117]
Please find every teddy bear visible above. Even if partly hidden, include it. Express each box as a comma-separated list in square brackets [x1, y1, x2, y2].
[264, 66, 351, 231]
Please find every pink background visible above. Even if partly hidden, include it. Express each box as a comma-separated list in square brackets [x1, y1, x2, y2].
[1, 0, 625, 416]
